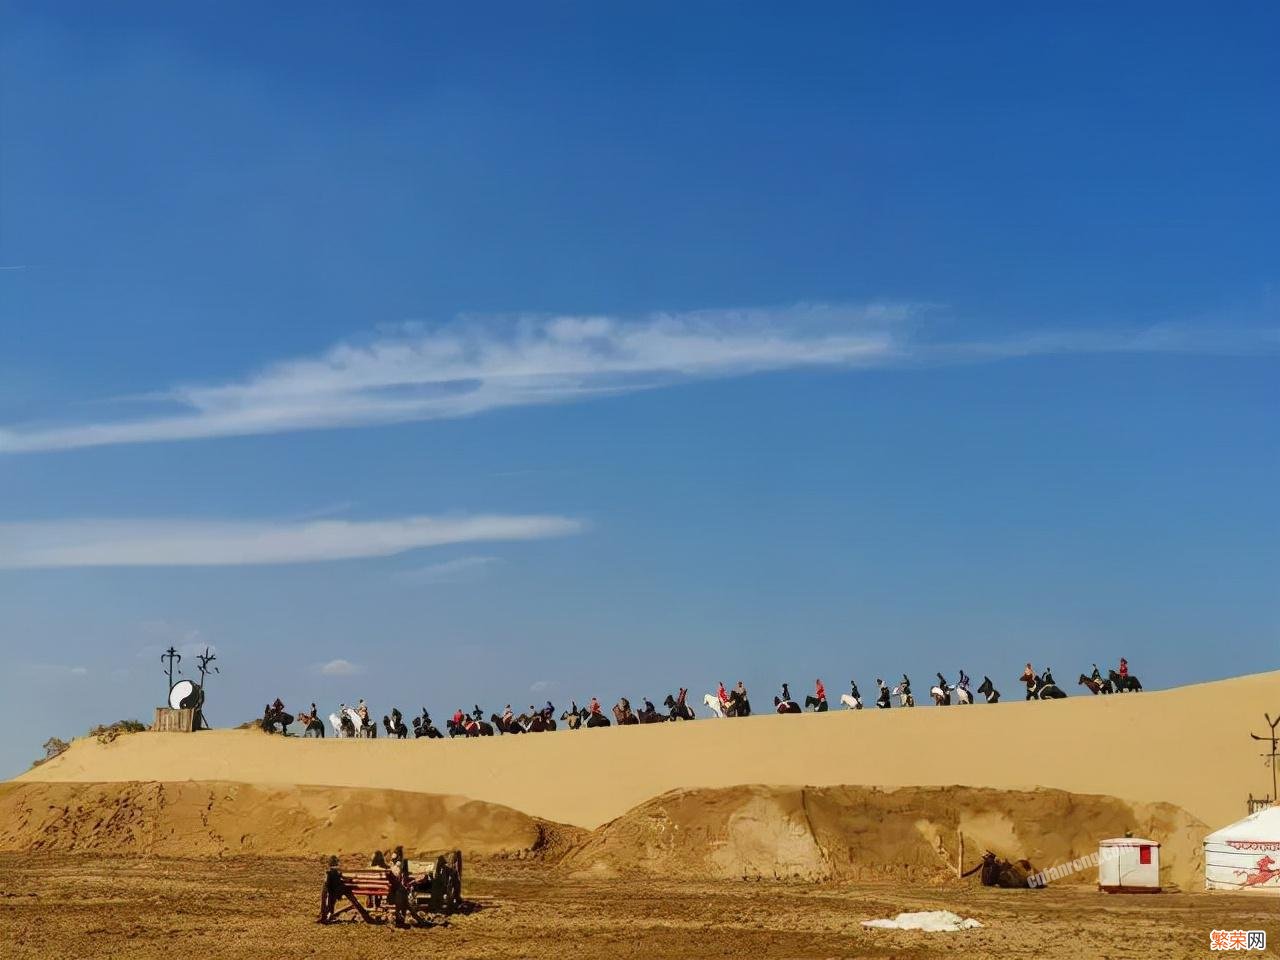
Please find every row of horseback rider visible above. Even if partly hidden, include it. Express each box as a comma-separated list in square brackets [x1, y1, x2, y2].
[259, 658, 1141, 735]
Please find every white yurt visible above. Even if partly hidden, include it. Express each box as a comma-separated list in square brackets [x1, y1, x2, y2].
[1097, 837, 1161, 893]
[1204, 806, 1280, 894]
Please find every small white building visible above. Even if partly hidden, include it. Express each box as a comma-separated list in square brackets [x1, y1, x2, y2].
[1097, 837, 1161, 893]
[1204, 806, 1280, 894]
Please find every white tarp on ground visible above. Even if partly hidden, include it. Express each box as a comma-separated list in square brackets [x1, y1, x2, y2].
[1204, 806, 1280, 893]
[862, 911, 983, 931]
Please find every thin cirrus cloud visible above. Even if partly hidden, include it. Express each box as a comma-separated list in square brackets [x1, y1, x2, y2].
[396, 555, 503, 584]
[0, 514, 581, 569]
[1, 303, 1272, 455]
[0, 304, 909, 453]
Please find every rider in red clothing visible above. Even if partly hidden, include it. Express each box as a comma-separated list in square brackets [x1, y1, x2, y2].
[814, 679, 826, 704]
[717, 681, 729, 707]
[589, 696, 602, 715]
[1118, 658, 1129, 678]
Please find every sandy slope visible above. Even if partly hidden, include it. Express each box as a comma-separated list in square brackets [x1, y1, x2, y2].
[17, 670, 1277, 829]
[0, 780, 556, 857]
[559, 784, 1205, 888]
[0, 780, 1203, 888]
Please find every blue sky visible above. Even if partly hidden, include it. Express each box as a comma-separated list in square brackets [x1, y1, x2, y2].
[1, 2, 1276, 775]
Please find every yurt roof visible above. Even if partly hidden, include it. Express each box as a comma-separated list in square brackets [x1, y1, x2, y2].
[1099, 837, 1159, 847]
[1204, 805, 1280, 844]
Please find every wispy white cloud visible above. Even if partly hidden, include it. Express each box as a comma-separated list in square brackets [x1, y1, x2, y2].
[1, 304, 1272, 454]
[0, 304, 909, 453]
[529, 679, 559, 694]
[397, 555, 503, 584]
[316, 658, 363, 677]
[0, 514, 581, 569]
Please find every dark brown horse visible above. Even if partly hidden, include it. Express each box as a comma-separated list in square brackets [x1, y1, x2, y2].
[663, 692, 695, 720]
[1077, 674, 1114, 695]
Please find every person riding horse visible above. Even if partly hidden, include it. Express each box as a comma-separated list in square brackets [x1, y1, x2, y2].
[804, 678, 828, 712]
[261, 699, 293, 734]
[663, 689, 694, 720]
[875, 678, 891, 709]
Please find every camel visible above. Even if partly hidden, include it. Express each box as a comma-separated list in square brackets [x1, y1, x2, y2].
[663, 692, 695, 721]
[773, 696, 801, 714]
[1109, 668, 1142, 693]
[977, 675, 1000, 703]
[1078, 673, 1114, 695]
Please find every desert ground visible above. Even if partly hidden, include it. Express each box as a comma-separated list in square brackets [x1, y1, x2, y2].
[2, 855, 1277, 960]
[3, 670, 1277, 959]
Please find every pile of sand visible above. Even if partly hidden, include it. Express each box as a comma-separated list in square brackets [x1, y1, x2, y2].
[0, 780, 566, 859]
[0, 779, 1205, 887]
[558, 784, 1206, 888]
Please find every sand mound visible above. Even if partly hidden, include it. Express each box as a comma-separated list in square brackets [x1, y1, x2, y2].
[18, 671, 1277, 831]
[0, 780, 566, 859]
[559, 784, 1205, 888]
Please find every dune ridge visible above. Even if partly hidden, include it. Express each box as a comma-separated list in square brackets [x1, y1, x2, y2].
[559, 784, 1206, 888]
[16, 670, 1277, 830]
[0, 780, 561, 857]
[0, 780, 1204, 889]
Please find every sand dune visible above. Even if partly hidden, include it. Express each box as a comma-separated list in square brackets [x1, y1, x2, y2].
[17, 670, 1277, 830]
[560, 784, 1205, 888]
[0, 780, 558, 857]
[0, 779, 1203, 889]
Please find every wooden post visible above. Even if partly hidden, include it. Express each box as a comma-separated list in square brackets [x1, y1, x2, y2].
[957, 830, 964, 878]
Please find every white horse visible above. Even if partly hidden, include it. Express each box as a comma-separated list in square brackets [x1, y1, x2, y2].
[703, 693, 725, 718]
[328, 712, 344, 737]
[839, 693, 862, 710]
[346, 706, 375, 738]
[956, 684, 973, 705]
